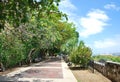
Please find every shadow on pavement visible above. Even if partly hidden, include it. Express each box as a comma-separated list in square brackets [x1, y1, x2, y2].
[0, 75, 29, 82]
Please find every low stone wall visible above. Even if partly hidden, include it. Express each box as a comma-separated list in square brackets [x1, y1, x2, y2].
[106, 61, 120, 82]
[92, 61, 120, 82]
[94, 61, 106, 75]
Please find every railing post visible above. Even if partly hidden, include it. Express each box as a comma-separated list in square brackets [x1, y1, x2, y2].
[93, 60, 94, 73]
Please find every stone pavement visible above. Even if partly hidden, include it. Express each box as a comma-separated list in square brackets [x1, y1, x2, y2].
[0, 57, 77, 82]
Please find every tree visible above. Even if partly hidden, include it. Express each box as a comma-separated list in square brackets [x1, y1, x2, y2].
[0, 0, 63, 67]
[0, 0, 92, 70]
[54, 22, 79, 54]
[0, 26, 25, 68]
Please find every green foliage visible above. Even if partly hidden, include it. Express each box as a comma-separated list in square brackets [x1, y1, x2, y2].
[55, 22, 79, 54]
[0, 0, 61, 29]
[70, 41, 92, 67]
[0, 0, 64, 68]
[0, 0, 92, 70]
[92, 55, 120, 63]
[0, 29, 25, 67]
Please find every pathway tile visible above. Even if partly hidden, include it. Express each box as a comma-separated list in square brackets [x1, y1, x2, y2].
[18, 68, 63, 78]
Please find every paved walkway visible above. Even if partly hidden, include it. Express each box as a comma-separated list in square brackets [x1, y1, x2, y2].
[0, 57, 77, 82]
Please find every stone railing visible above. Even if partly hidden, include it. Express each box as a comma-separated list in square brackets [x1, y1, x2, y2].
[91, 61, 120, 82]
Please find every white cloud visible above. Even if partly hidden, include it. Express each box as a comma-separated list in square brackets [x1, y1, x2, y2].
[79, 9, 109, 37]
[59, 0, 77, 11]
[104, 3, 120, 11]
[93, 35, 120, 53]
[59, 0, 80, 26]
[59, 1, 109, 38]
[94, 39, 116, 49]
[59, 0, 77, 14]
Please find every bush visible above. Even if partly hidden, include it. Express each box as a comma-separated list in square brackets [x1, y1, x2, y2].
[70, 41, 92, 68]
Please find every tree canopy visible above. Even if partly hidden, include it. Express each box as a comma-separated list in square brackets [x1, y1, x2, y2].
[0, 0, 92, 70]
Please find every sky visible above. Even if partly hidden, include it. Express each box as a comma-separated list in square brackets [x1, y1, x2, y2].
[59, 0, 120, 55]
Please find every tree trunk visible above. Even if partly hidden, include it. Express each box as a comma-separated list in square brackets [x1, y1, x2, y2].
[27, 48, 35, 65]
[0, 62, 5, 72]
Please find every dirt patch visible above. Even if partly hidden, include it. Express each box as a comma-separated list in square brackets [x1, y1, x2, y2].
[71, 68, 111, 82]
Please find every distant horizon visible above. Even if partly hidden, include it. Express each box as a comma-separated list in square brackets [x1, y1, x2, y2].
[93, 52, 120, 56]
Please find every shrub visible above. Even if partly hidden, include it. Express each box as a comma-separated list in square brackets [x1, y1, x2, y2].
[70, 41, 92, 68]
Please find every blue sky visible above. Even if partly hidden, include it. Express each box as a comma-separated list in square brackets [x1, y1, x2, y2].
[59, 0, 120, 55]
